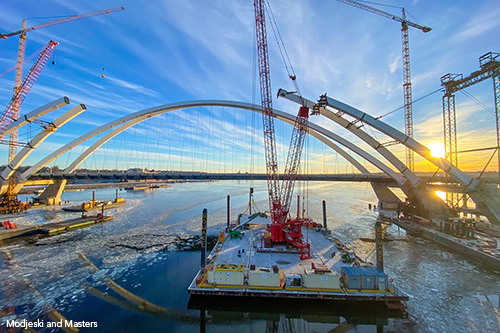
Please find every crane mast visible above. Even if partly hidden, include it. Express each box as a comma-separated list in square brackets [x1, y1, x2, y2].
[254, 0, 283, 224]
[0, 6, 124, 212]
[336, 0, 431, 172]
[1, 40, 58, 212]
[254, 0, 311, 259]
[281, 106, 308, 218]
[1, 41, 59, 139]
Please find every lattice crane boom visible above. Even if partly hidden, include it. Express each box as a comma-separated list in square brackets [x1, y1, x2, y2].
[0, 7, 125, 39]
[0, 40, 58, 140]
[254, 0, 311, 259]
[336, 0, 431, 32]
[281, 106, 308, 218]
[254, 0, 283, 224]
[336, 0, 431, 172]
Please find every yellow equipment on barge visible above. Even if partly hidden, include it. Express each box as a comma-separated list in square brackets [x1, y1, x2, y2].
[188, 213, 408, 306]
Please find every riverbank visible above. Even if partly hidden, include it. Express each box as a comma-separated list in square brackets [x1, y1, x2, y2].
[19, 181, 173, 194]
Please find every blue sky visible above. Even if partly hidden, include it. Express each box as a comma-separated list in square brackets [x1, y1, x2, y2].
[0, 0, 499, 173]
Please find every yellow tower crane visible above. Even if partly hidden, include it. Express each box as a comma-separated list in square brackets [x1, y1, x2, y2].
[336, 0, 431, 172]
[0, 6, 125, 212]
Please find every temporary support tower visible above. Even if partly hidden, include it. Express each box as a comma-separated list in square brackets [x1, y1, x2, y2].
[440, 52, 500, 209]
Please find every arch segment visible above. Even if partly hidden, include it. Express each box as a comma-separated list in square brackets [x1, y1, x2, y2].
[278, 89, 422, 188]
[318, 94, 500, 225]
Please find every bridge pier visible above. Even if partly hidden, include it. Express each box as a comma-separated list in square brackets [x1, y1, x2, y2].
[370, 182, 455, 222]
[37, 179, 67, 205]
[413, 187, 455, 221]
[469, 183, 500, 226]
[370, 183, 401, 210]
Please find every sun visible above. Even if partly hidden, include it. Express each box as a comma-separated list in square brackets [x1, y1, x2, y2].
[427, 142, 445, 158]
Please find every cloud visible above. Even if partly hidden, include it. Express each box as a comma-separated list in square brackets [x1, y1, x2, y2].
[388, 54, 400, 74]
[452, 6, 500, 42]
[106, 76, 160, 98]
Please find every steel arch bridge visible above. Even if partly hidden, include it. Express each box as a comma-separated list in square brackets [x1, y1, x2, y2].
[2, 96, 499, 225]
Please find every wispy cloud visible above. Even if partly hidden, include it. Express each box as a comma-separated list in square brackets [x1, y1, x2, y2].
[452, 6, 500, 42]
[106, 76, 160, 98]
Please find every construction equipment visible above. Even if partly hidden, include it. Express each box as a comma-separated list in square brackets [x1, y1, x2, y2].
[336, 0, 431, 172]
[0, 40, 58, 213]
[254, 0, 310, 259]
[0, 40, 58, 139]
[440, 52, 500, 209]
[0, 6, 125, 212]
[0, 7, 125, 40]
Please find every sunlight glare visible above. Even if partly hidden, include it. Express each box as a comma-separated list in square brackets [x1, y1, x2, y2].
[435, 191, 446, 201]
[428, 142, 445, 158]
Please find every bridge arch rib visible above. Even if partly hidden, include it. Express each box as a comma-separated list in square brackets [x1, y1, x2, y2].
[317, 93, 500, 225]
[278, 90, 422, 189]
[17, 101, 406, 188]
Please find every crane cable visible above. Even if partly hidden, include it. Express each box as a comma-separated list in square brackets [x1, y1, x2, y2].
[264, 0, 301, 95]
[374, 87, 443, 120]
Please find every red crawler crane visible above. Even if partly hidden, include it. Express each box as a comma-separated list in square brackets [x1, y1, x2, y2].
[0, 40, 58, 139]
[0, 40, 58, 211]
[253, 0, 311, 259]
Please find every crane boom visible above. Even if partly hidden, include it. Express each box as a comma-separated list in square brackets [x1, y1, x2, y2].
[336, 0, 431, 33]
[254, 0, 283, 224]
[336, 0, 431, 172]
[281, 106, 308, 218]
[0, 7, 125, 39]
[0, 41, 58, 139]
[254, 0, 311, 259]
[0, 7, 124, 213]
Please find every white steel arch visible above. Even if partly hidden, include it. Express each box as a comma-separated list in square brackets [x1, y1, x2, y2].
[318, 94, 500, 225]
[321, 95, 478, 189]
[18, 101, 405, 186]
[278, 90, 422, 188]
[1, 104, 86, 181]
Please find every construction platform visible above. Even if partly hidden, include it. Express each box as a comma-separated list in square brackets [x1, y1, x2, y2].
[0, 215, 113, 241]
[379, 213, 500, 269]
[188, 214, 408, 306]
[62, 198, 126, 212]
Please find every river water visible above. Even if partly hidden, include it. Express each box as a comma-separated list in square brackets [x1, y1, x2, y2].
[0, 181, 499, 332]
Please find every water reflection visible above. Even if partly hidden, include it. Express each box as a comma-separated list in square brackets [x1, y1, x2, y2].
[189, 295, 406, 332]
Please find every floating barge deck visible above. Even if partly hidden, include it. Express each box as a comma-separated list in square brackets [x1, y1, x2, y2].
[0, 215, 113, 241]
[380, 213, 500, 269]
[188, 214, 408, 306]
[62, 199, 126, 212]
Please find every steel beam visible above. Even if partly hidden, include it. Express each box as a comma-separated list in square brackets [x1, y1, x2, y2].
[278, 89, 422, 189]
[1, 97, 69, 139]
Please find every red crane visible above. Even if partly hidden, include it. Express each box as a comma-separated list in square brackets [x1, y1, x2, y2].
[0, 6, 124, 212]
[253, 0, 310, 259]
[0, 40, 58, 210]
[0, 40, 58, 139]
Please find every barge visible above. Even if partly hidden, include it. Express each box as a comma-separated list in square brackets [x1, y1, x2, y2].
[62, 190, 126, 212]
[0, 214, 113, 241]
[381, 213, 500, 269]
[62, 198, 126, 212]
[188, 213, 408, 307]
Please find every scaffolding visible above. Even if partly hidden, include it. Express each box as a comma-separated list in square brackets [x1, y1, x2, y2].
[440, 52, 500, 210]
